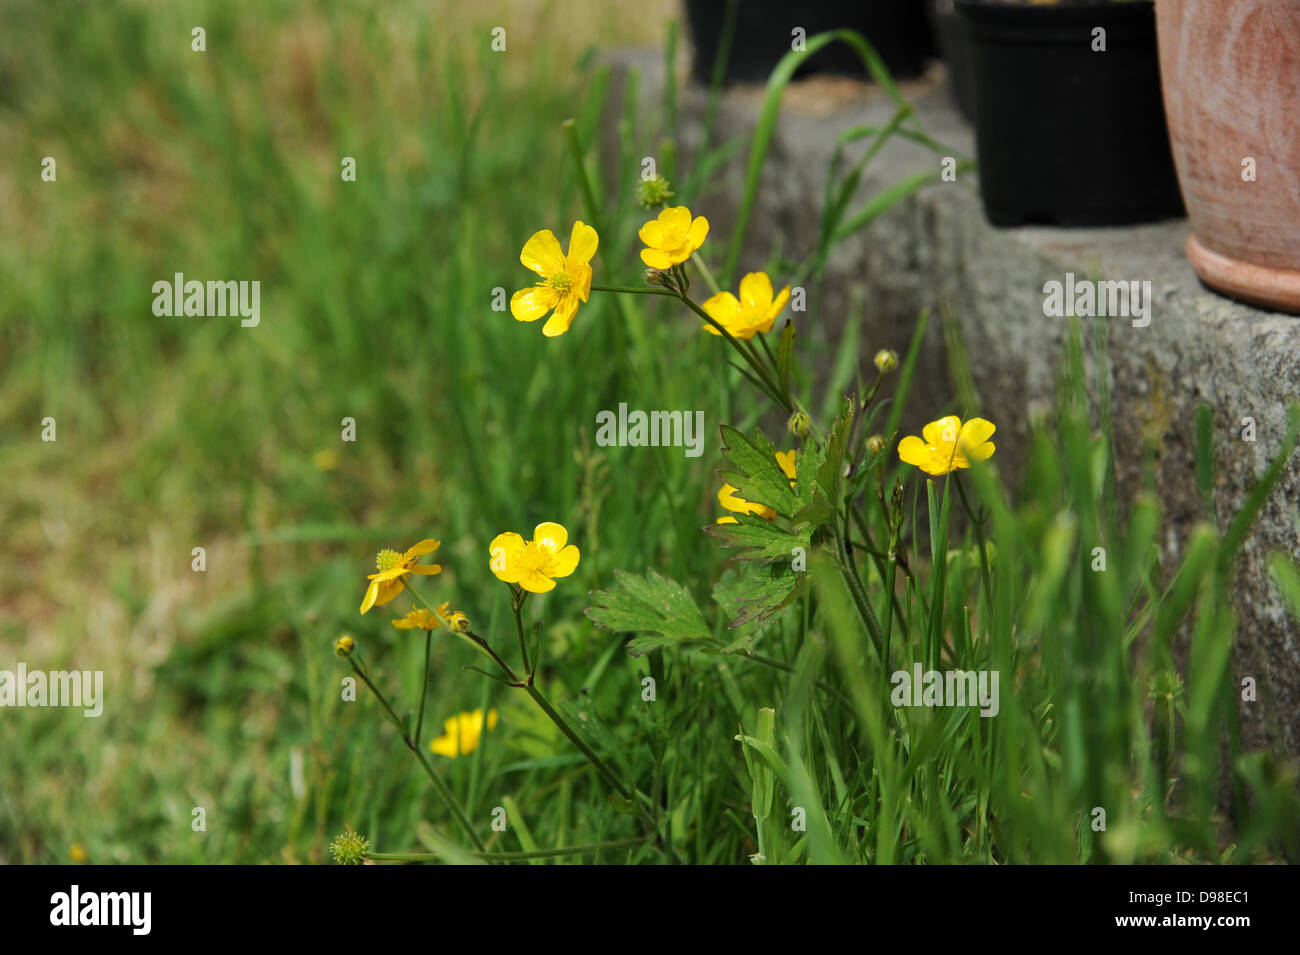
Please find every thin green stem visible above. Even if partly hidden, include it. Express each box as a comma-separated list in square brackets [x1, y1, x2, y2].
[834, 518, 884, 648]
[523, 685, 630, 799]
[590, 280, 787, 412]
[348, 659, 488, 854]
[677, 293, 790, 413]
[522, 683, 661, 838]
[591, 284, 678, 296]
[512, 589, 532, 680]
[464, 630, 523, 685]
[415, 628, 432, 749]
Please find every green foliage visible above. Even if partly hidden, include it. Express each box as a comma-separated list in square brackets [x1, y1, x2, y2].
[585, 569, 710, 656]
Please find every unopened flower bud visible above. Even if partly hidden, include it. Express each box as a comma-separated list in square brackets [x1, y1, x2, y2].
[874, 349, 899, 374]
[866, 434, 885, 454]
[334, 634, 355, 657]
[787, 411, 812, 439]
[447, 611, 471, 634]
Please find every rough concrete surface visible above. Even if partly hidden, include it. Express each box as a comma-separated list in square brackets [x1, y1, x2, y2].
[604, 51, 1300, 759]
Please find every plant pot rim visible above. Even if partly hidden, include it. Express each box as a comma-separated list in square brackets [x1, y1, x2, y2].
[1186, 235, 1300, 315]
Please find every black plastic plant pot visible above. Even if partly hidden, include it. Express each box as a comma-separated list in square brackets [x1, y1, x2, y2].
[956, 0, 1184, 227]
[685, 0, 935, 86]
[928, 0, 976, 121]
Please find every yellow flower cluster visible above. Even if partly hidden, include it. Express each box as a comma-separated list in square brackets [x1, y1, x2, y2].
[508, 204, 792, 343]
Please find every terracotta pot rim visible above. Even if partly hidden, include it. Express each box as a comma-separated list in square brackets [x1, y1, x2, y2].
[1186, 234, 1300, 316]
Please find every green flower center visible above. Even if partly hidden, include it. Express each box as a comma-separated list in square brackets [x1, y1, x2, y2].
[548, 270, 573, 293]
[375, 548, 403, 572]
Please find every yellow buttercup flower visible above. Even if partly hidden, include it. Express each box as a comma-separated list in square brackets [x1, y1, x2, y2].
[898, 415, 996, 476]
[701, 272, 790, 340]
[489, 522, 580, 593]
[717, 450, 797, 523]
[392, 608, 442, 631]
[510, 221, 598, 337]
[430, 708, 499, 758]
[638, 205, 709, 269]
[360, 539, 442, 614]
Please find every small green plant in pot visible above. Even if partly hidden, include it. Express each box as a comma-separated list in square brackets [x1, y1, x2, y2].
[956, 0, 1183, 226]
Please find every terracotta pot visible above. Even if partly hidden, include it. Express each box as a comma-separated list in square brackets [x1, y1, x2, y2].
[1156, 0, 1300, 313]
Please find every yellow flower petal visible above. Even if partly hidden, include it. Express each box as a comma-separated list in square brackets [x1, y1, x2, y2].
[687, 215, 709, 250]
[574, 262, 593, 301]
[373, 579, 404, 607]
[547, 544, 580, 579]
[768, 285, 791, 322]
[533, 521, 568, 552]
[404, 539, 441, 559]
[542, 295, 579, 337]
[775, 450, 797, 481]
[490, 531, 527, 582]
[898, 435, 931, 469]
[567, 220, 598, 264]
[638, 219, 665, 247]
[739, 271, 773, 309]
[640, 247, 674, 270]
[519, 569, 558, 593]
[702, 291, 742, 336]
[520, 229, 565, 277]
[959, 417, 996, 447]
[923, 416, 961, 447]
[717, 482, 749, 513]
[662, 205, 691, 233]
[702, 291, 740, 321]
[360, 579, 381, 614]
[511, 286, 555, 322]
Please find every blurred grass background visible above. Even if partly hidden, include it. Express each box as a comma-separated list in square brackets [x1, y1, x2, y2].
[0, 0, 764, 863]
